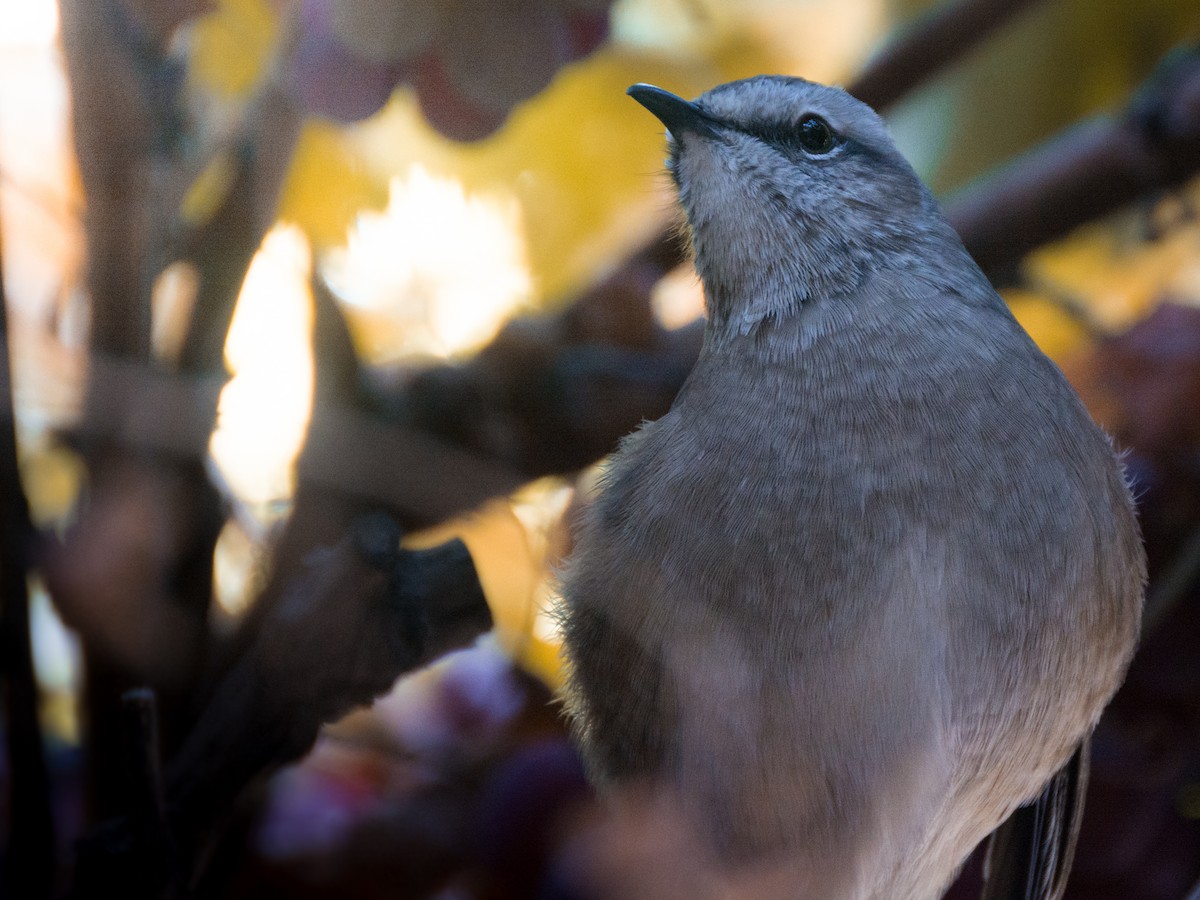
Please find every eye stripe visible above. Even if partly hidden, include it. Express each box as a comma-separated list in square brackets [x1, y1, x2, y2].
[742, 115, 842, 157]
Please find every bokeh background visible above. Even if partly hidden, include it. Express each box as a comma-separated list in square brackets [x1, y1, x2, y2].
[1, 0, 1199, 897]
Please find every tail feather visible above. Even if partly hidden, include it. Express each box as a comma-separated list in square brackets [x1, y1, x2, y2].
[980, 741, 1089, 900]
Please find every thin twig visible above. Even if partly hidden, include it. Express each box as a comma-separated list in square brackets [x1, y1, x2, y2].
[176, 84, 302, 376]
[1142, 524, 1200, 635]
[121, 688, 169, 837]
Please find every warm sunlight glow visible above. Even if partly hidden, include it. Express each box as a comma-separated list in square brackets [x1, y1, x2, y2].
[652, 263, 706, 329]
[30, 582, 80, 743]
[0, 0, 59, 46]
[0, 0, 78, 332]
[323, 165, 532, 359]
[212, 519, 261, 621]
[210, 225, 315, 507]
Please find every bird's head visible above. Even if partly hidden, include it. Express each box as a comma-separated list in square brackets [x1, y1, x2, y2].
[629, 76, 966, 336]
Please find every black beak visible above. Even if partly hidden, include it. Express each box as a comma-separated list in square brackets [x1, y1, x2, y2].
[627, 84, 719, 138]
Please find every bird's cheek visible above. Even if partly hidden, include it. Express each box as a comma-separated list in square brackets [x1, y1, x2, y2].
[674, 140, 738, 196]
[677, 157, 749, 227]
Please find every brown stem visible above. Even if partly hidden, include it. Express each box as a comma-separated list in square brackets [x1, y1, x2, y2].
[68, 519, 491, 898]
[946, 45, 1200, 282]
[848, 0, 1046, 111]
[166, 520, 490, 849]
[60, 0, 168, 362]
[68, 690, 174, 900]
[53, 0, 302, 829]
[57, 0, 202, 817]
[121, 688, 169, 834]
[176, 86, 303, 376]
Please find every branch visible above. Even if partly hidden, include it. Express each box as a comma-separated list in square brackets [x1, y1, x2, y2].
[945, 44, 1200, 282]
[69, 690, 175, 900]
[176, 84, 302, 375]
[65, 268, 499, 895]
[1142, 524, 1200, 635]
[59, 0, 175, 361]
[168, 519, 490, 837]
[68, 517, 491, 898]
[849, 0, 1045, 111]
[390, 257, 702, 484]
[52, 0, 301, 824]
[58, 175, 501, 900]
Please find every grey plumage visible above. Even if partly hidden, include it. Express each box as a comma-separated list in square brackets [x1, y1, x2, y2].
[558, 76, 1145, 900]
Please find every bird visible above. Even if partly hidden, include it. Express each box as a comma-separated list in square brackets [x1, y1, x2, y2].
[557, 76, 1145, 900]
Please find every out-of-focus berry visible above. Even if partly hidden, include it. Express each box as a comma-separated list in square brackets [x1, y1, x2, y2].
[285, 0, 615, 139]
[330, 0, 444, 63]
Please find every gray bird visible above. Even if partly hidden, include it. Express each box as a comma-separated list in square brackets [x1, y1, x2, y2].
[559, 76, 1145, 900]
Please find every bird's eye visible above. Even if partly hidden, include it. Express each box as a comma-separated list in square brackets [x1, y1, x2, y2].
[796, 115, 837, 154]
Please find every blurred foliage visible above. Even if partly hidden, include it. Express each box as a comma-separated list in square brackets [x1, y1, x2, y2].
[341, 49, 696, 308]
[175, 0, 1200, 379]
[1007, 177, 1200, 363]
[19, 442, 85, 529]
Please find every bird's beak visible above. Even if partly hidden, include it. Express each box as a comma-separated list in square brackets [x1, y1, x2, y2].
[627, 83, 719, 139]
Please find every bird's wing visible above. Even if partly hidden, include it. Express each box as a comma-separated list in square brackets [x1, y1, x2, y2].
[979, 741, 1089, 900]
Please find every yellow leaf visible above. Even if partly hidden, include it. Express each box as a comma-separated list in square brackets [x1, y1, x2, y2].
[344, 48, 714, 303]
[1003, 288, 1092, 362]
[277, 121, 390, 248]
[21, 445, 84, 528]
[406, 499, 546, 664]
[188, 0, 279, 97]
[1023, 178, 1200, 334]
[516, 633, 567, 691]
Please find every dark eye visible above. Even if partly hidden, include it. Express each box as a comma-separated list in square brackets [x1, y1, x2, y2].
[796, 115, 836, 154]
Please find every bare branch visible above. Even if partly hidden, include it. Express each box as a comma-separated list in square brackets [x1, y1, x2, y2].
[849, 0, 1045, 111]
[60, 0, 172, 361]
[53, 0, 299, 826]
[68, 518, 491, 898]
[946, 45, 1200, 282]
